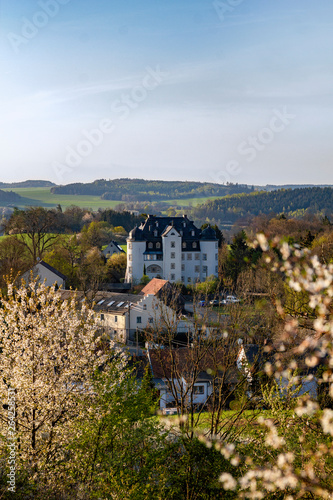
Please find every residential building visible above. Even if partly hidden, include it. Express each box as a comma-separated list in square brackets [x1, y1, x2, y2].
[125, 214, 218, 284]
[102, 240, 125, 259]
[58, 290, 192, 344]
[21, 260, 67, 288]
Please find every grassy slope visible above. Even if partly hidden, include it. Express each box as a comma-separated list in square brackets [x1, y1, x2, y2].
[2, 187, 122, 210]
[2, 187, 225, 210]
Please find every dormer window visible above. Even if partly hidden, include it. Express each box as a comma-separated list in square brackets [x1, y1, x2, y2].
[154, 230, 158, 237]
[156, 242, 161, 249]
[156, 221, 159, 227]
[182, 242, 186, 249]
[192, 242, 197, 249]
[183, 222, 186, 228]
[191, 230, 195, 237]
[148, 242, 153, 249]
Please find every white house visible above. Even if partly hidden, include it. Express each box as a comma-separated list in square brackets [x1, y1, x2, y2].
[21, 260, 67, 288]
[102, 241, 125, 259]
[147, 347, 213, 411]
[125, 215, 218, 284]
[58, 290, 193, 344]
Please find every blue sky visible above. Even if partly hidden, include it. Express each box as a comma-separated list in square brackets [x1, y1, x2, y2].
[0, 0, 332, 186]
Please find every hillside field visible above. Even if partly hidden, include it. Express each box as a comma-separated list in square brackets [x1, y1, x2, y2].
[2, 187, 221, 210]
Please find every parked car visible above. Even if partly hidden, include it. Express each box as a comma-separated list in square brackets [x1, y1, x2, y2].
[198, 300, 207, 307]
[221, 295, 240, 305]
[209, 299, 220, 306]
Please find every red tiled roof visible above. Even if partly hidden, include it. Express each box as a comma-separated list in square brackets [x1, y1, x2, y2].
[141, 278, 169, 296]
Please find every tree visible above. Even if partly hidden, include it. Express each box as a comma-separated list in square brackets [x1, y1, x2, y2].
[213, 237, 333, 498]
[4, 207, 59, 264]
[0, 280, 107, 496]
[224, 230, 262, 286]
[0, 236, 29, 289]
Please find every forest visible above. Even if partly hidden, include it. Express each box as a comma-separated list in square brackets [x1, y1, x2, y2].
[193, 186, 333, 224]
[50, 178, 255, 200]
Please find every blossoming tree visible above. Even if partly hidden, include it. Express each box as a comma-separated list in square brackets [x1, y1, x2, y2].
[0, 280, 107, 492]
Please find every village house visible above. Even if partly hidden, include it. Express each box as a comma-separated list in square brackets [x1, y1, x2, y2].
[58, 290, 193, 344]
[102, 240, 125, 259]
[125, 214, 218, 284]
[21, 260, 67, 288]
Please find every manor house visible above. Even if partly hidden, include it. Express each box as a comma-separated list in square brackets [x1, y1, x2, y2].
[125, 215, 218, 284]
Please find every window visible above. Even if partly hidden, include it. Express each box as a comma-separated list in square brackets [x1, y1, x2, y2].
[128, 243, 132, 249]
[116, 301, 124, 307]
[148, 317, 153, 324]
[203, 266, 208, 274]
[194, 385, 204, 394]
[171, 252, 175, 259]
[100, 313, 104, 320]
[203, 253, 207, 261]
[154, 230, 158, 237]
[182, 242, 186, 249]
[137, 317, 142, 324]
[215, 253, 218, 260]
[148, 242, 153, 249]
[171, 241, 175, 248]
[195, 265, 200, 273]
[187, 277, 191, 283]
[143, 304, 147, 310]
[187, 253, 192, 260]
[114, 316, 118, 323]
[129, 254, 132, 261]
[107, 300, 115, 307]
[171, 274, 175, 280]
[181, 264, 185, 271]
[156, 242, 161, 249]
[97, 299, 105, 305]
[192, 242, 197, 249]
[191, 230, 195, 236]
[215, 266, 218, 273]
[181, 276, 184, 282]
[195, 253, 200, 260]
[171, 263, 175, 269]
[215, 242, 218, 249]
[181, 254, 185, 261]
[128, 267, 132, 273]
[180, 230, 183, 236]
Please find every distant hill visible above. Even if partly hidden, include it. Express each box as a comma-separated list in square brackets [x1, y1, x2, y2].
[0, 180, 56, 188]
[193, 187, 333, 223]
[51, 178, 255, 200]
[261, 184, 333, 192]
[0, 189, 23, 204]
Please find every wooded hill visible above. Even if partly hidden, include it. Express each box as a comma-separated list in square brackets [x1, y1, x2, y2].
[0, 189, 23, 203]
[192, 187, 333, 223]
[0, 180, 55, 188]
[51, 178, 255, 200]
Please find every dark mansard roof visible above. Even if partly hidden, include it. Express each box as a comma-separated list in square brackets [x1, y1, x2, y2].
[128, 215, 217, 243]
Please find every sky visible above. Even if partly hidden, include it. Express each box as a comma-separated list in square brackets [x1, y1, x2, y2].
[0, 0, 332, 186]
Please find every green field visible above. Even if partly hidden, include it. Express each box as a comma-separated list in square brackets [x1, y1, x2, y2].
[2, 187, 122, 210]
[2, 187, 227, 211]
[163, 196, 226, 207]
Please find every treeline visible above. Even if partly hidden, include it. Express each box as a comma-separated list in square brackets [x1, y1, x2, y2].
[0, 189, 22, 202]
[51, 178, 254, 200]
[0, 180, 55, 188]
[193, 187, 333, 223]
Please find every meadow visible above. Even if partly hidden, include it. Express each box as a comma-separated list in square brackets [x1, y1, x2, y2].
[1, 187, 224, 210]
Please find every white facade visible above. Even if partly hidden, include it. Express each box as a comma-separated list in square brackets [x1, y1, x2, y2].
[102, 241, 124, 259]
[22, 261, 66, 288]
[125, 215, 218, 284]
